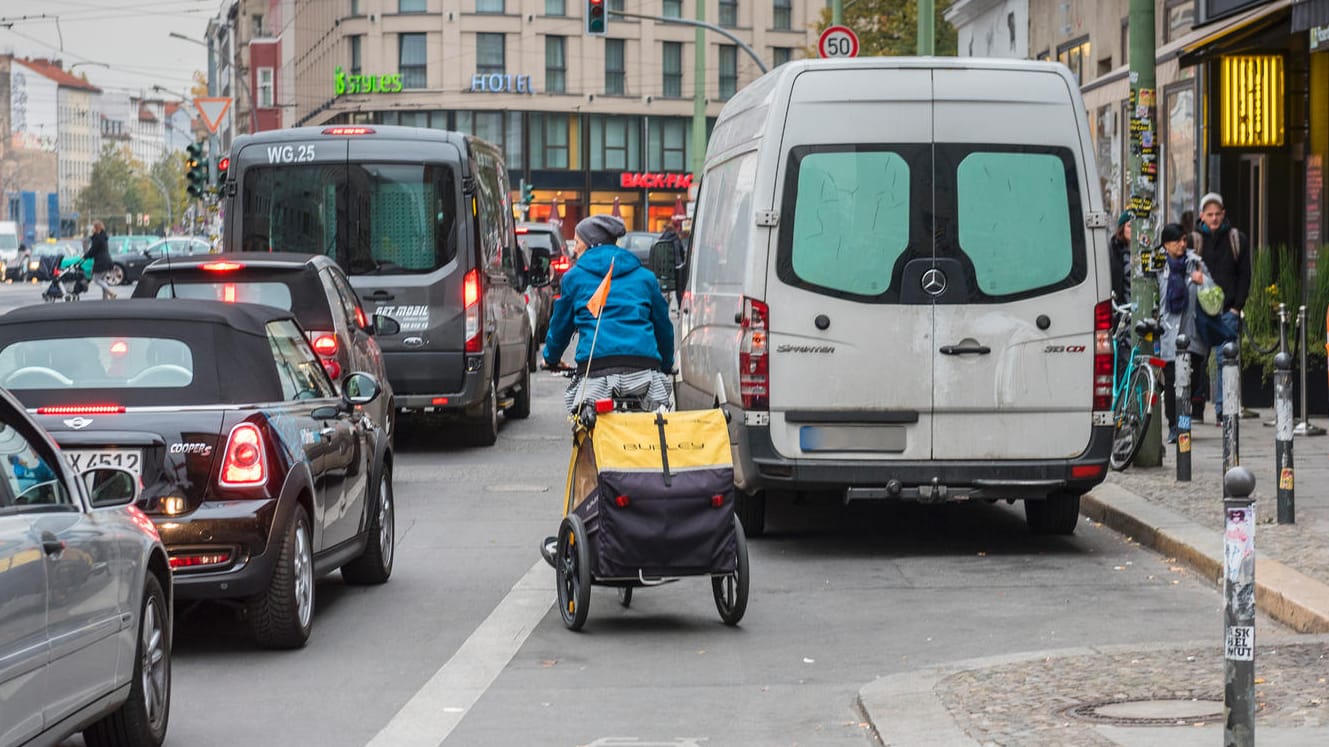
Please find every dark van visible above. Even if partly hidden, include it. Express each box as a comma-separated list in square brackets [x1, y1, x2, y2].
[220, 125, 542, 445]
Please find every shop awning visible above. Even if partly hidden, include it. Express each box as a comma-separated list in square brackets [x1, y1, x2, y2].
[1157, 0, 1293, 65]
[1292, 0, 1329, 32]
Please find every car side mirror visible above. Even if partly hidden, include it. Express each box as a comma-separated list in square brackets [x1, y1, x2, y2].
[341, 371, 382, 407]
[372, 314, 400, 336]
[83, 467, 139, 508]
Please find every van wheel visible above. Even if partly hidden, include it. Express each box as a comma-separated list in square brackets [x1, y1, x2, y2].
[507, 359, 531, 419]
[1025, 492, 1081, 536]
[467, 376, 499, 446]
[736, 491, 766, 537]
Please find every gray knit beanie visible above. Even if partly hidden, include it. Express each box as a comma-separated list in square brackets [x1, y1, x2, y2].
[575, 215, 627, 247]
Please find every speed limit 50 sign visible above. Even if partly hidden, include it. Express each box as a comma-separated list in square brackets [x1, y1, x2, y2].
[818, 25, 859, 59]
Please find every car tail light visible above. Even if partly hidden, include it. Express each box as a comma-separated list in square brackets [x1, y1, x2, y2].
[321, 359, 342, 379]
[322, 126, 375, 136]
[169, 550, 232, 569]
[551, 256, 571, 273]
[464, 268, 482, 353]
[354, 306, 367, 328]
[312, 335, 338, 356]
[1093, 299, 1113, 414]
[220, 422, 266, 488]
[221, 283, 237, 303]
[1071, 464, 1105, 480]
[37, 404, 126, 415]
[515, 226, 529, 234]
[109, 340, 129, 356]
[739, 297, 769, 411]
[200, 261, 244, 272]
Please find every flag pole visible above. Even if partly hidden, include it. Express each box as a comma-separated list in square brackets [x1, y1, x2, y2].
[573, 258, 614, 409]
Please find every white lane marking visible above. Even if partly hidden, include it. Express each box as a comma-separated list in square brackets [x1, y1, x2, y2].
[366, 559, 552, 747]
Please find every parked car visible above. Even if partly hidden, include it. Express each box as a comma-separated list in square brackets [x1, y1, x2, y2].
[517, 222, 574, 292]
[117, 237, 213, 286]
[0, 385, 172, 747]
[617, 231, 661, 263]
[106, 235, 158, 285]
[0, 299, 395, 648]
[678, 58, 1112, 538]
[131, 251, 396, 431]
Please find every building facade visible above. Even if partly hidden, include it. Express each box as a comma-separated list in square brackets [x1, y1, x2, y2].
[945, 0, 1030, 59]
[211, 0, 820, 234]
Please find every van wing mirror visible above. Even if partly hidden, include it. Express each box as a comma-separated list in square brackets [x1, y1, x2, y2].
[648, 241, 677, 292]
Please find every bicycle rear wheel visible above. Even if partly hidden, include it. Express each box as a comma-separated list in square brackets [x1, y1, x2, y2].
[1109, 363, 1156, 471]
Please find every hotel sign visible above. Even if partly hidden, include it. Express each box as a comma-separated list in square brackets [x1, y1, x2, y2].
[335, 67, 403, 95]
[470, 74, 535, 94]
[620, 172, 694, 189]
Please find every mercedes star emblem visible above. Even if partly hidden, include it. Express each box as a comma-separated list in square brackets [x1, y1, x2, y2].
[921, 268, 948, 296]
[64, 417, 94, 430]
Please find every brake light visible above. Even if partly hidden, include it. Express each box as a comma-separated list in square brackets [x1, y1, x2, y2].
[321, 359, 342, 379]
[220, 422, 266, 487]
[312, 335, 338, 356]
[355, 306, 367, 328]
[464, 268, 482, 353]
[222, 283, 236, 303]
[322, 126, 375, 136]
[551, 256, 571, 272]
[515, 227, 529, 234]
[109, 340, 129, 356]
[739, 297, 769, 411]
[200, 261, 244, 272]
[1093, 299, 1114, 413]
[37, 404, 125, 415]
[169, 550, 231, 569]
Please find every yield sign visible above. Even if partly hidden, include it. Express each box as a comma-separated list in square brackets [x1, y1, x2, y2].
[194, 97, 233, 134]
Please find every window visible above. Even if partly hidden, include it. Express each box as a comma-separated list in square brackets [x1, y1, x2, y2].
[691, 152, 757, 293]
[399, 0, 426, 11]
[1165, 83, 1196, 225]
[257, 67, 274, 108]
[546, 36, 566, 93]
[772, 47, 792, 67]
[267, 321, 335, 401]
[351, 0, 362, 15]
[954, 149, 1079, 297]
[477, 33, 505, 76]
[605, 39, 626, 95]
[531, 113, 570, 169]
[0, 337, 195, 389]
[399, 33, 427, 88]
[648, 118, 688, 171]
[350, 35, 363, 76]
[662, 42, 683, 97]
[1165, 0, 1195, 43]
[252, 13, 265, 36]
[773, 0, 791, 30]
[546, 0, 565, 15]
[718, 45, 738, 100]
[719, 0, 738, 27]
[662, 0, 682, 18]
[157, 282, 293, 309]
[476, 0, 504, 13]
[1056, 36, 1090, 85]
[1120, 18, 1129, 65]
[782, 149, 912, 298]
[589, 115, 640, 170]
[0, 422, 68, 511]
[609, 0, 625, 10]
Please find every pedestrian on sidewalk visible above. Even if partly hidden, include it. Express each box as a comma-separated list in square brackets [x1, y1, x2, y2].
[1109, 211, 1133, 307]
[1157, 223, 1210, 444]
[82, 220, 117, 300]
[1191, 192, 1250, 421]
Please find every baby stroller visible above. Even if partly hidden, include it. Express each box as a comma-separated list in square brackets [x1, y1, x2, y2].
[43, 263, 89, 302]
[542, 392, 749, 631]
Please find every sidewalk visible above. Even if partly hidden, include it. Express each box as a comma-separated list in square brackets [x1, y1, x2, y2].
[857, 407, 1329, 745]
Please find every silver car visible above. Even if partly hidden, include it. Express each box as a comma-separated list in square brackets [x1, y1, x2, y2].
[0, 387, 172, 747]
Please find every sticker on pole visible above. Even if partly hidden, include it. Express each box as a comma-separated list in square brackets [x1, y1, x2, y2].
[1225, 625, 1254, 661]
[194, 97, 233, 134]
[818, 25, 859, 59]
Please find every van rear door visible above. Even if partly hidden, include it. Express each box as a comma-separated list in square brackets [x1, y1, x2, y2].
[929, 68, 1098, 460]
[764, 67, 935, 462]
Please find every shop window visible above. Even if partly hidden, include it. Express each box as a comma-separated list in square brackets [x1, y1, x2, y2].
[719, 0, 738, 27]
[718, 45, 738, 100]
[663, 42, 683, 97]
[477, 33, 505, 76]
[546, 36, 566, 94]
[772, 47, 792, 67]
[350, 35, 363, 76]
[662, 0, 682, 18]
[399, 0, 426, 13]
[476, 0, 504, 13]
[546, 0, 565, 16]
[590, 115, 641, 170]
[773, 0, 791, 31]
[605, 39, 626, 95]
[531, 113, 571, 169]
[648, 118, 688, 172]
[1056, 36, 1089, 85]
[399, 33, 427, 89]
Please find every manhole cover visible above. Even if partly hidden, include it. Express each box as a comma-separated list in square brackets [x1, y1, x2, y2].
[1062, 697, 1224, 726]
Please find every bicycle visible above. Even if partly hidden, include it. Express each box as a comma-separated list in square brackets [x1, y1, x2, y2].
[1109, 301, 1166, 471]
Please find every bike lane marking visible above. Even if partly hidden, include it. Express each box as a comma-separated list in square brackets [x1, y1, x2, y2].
[365, 559, 552, 747]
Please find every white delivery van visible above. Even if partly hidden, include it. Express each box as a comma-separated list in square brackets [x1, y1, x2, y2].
[677, 58, 1114, 537]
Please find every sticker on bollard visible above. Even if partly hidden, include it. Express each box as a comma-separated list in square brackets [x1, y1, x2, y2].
[1279, 468, 1294, 490]
[1225, 625, 1254, 661]
[1178, 415, 1191, 430]
[1178, 433, 1191, 452]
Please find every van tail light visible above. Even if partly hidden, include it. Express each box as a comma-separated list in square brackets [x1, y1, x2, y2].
[739, 297, 769, 411]
[551, 256, 571, 273]
[220, 422, 267, 488]
[464, 268, 483, 353]
[1093, 299, 1114, 414]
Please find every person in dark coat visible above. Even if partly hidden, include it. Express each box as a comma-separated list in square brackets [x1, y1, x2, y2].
[82, 220, 116, 299]
[657, 223, 686, 306]
[1108, 211, 1132, 306]
[1192, 192, 1250, 420]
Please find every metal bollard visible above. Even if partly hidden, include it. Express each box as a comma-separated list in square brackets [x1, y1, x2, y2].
[1223, 465, 1257, 747]
[1221, 341, 1241, 482]
[1294, 305, 1326, 437]
[1274, 351, 1295, 523]
[1175, 334, 1191, 481]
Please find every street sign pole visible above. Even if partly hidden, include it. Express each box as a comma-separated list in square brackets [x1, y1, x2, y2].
[918, 0, 935, 56]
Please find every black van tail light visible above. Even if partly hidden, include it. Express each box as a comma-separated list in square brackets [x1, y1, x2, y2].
[739, 297, 769, 411]
[220, 422, 267, 488]
[464, 268, 483, 353]
[1093, 300, 1113, 414]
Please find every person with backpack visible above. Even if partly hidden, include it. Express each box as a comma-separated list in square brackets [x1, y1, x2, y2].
[1192, 192, 1250, 421]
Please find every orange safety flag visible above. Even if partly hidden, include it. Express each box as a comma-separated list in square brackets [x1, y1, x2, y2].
[586, 259, 614, 318]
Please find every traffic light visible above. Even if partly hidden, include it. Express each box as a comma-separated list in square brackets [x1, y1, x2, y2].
[215, 155, 229, 188]
[186, 141, 207, 198]
[521, 180, 534, 206]
[585, 0, 607, 36]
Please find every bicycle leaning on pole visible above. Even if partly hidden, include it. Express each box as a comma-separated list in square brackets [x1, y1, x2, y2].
[1109, 300, 1167, 470]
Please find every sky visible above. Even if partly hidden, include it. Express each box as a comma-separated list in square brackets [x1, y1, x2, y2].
[1, 0, 215, 99]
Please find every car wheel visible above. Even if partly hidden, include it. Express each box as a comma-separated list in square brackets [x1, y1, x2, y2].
[342, 465, 395, 585]
[507, 355, 532, 420]
[467, 376, 499, 446]
[247, 506, 315, 648]
[83, 573, 170, 747]
[109, 264, 126, 286]
[1025, 491, 1082, 536]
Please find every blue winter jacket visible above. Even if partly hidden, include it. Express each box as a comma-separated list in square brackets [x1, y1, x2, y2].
[543, 244, 675, 372]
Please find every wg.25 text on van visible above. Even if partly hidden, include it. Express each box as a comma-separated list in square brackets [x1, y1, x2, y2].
[678, 58, 1114, 537]
[221, 126, 540, 446]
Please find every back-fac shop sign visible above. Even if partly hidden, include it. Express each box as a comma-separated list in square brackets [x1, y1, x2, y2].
[620, 172, 693, 189]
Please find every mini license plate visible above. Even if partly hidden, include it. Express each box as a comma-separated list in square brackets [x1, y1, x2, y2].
[66, 449, 143, 479]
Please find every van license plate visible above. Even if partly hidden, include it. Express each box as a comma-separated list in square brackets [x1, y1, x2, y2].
[800, 425, 906, 453]
[66, 450, 143, 479]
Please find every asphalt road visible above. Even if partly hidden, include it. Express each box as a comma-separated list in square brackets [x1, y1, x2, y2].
[4, 284, 1248, 746]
